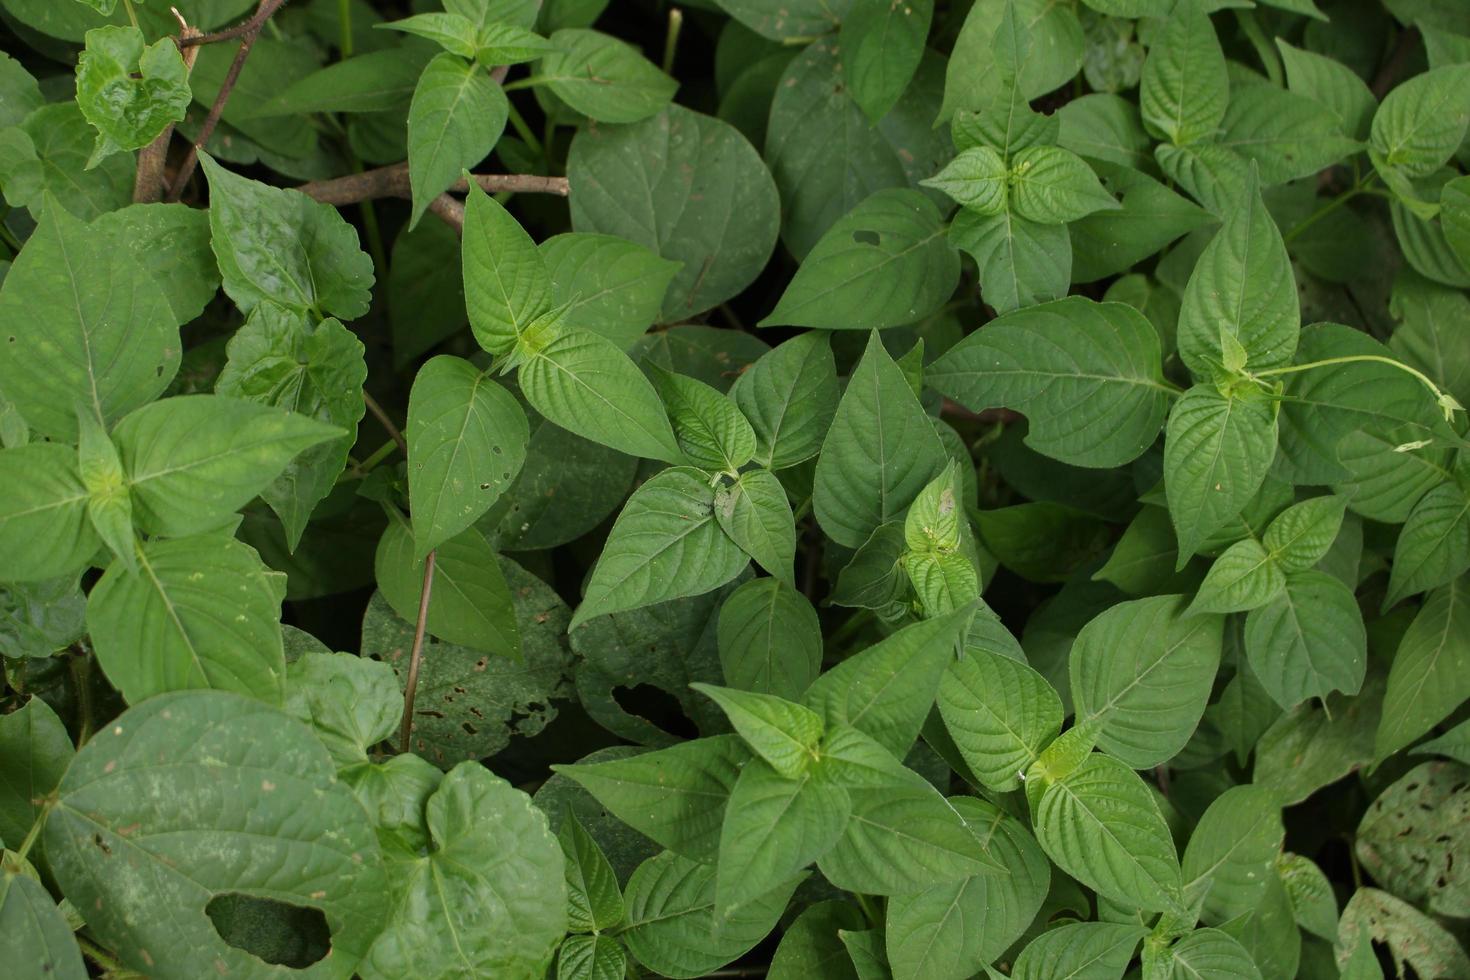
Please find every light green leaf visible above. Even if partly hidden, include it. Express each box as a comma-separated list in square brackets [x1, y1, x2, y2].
[1277, 852, 1339, 941]
[0, 867, 86, 980]
[1011, 921, 1147, 980]
[1355, 760, 1470, 918]
[929, 296, 1171, 469]
[717, 577, 822, 701]
[0, 104, 134, 222]
[1069, 161, 1213, 283]
[1152, 929, 1263, 980]
[379, 12, 481, 57]
[940, 0, 1084, 126]
[814, 332, 948, 549]
[648, 365, 756, 472]
[1182, 785, 1285, 922]
[284, 651, 400, 768]
[1072, 594, 1224, 768]
[0, 445, 99, 583]
[87, 535, 286, 704]
[375, 521, 520, 658]
[1385, 481, 1470, 608]
[0, 50, 42, 129]
[1369, 64, 1470, 179]
[1031, 751, 1184, 914]
[0, 696, 73, 850]
[537, 28, 677, 123]
[75, 26, 191, 165]
[693, 683, 824, 778]
[202, 154, 374, 320]
[1276, 39, 1376, 141]
[1009, 145, 1119, 224]
[839, 0, 933, 123]
[44, 691, 388, 978]
[1189, 538, 1285, 616]
[1376, 575, 1470, 760]
[406, 355, 528, 558]
[1263, 495, 1347, 572]
[1335, 888, 1470, 980]
[407, 52, 508, 228]
[362, 762, 566, 980]
[938, 647, 1063, 793]
[463, 183, 550, 356]
[729, 331, 838, 469]
[949, 206, 1072, 314]
[715, 470, 796, 585]
[1139, 3, 1228, 145]
[557, 934, 626, 980]
[1057, 91, 1152, 169]
[761, 189, 959, 330]
[1253, 673, 1385, 806]
[254, 48, 434, 116]
[560, 813, 624, 932]
[922, 145, 1009, 216]
[1245, 569, 1367, 708]
[1218, 84, 1362, 186]
[115, 394, 342, 538]
[542, 232, 681, 349]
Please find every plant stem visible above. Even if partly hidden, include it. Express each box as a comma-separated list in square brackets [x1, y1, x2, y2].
[76, 936, 127, 976]
[828, 609, 875, 650]
[362, 390, 408, 453]
[1283, 184, 1367, 244]
[297, 163, 568, 204]
[1234, 10, 1282, 87]
[663, 7, 683, 75]
[122, 0, 139, 29]
[13, 806, 46, 862]
[504, 98, 544, 158]
[179, 0, 288, 47]
[399, 550, 436, 753]
[70, 651, 94, 747]
[1256, 354, 1452, 406]
[354, 438, 400, 475]
[336, 0, 353, 57]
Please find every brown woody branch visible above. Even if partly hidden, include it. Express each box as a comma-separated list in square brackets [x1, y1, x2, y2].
[296, 163, 569, 206]
[135, 14, 201, 204]
[179, 0, 288, 48]
[940, 399, 1021, 425]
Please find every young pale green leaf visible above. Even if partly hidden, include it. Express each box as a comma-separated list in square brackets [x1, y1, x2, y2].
[87, 535, 286, 704]
[519, 325, 685, 464]
[283, 651, 401, 768]
[716, 760, 850, 913]
[1245, 569, 1367, 709]
[886, 796, 1050, 980]
[1177, 170, 1298, 378]
[922, 145, 1009, 215]
[937, 647, 1063, 793]
[215, 303, 367, 551]
[804, 603, 973, 758]
[407, 53, 508, 228]
[552, 735, 750, 863]
[0, 866, 86, 980]
[814, 332, 948, 549]
[45, 692, 389, 979]
[1031, 751, 1185, 914]
[1181, 785, 1285, 922]
[1369, 64, 1470, 179]
[0, 444, 99, 583]
[557, 934, 627, 980]
[376, 521, 520, 658]
[715, 469, 796, 585]
[949, 206, 1072, 314]
[463, 183, 551, 355]
[201, 154, 375, 321]
[1010, 921, 1148, 980]
[362, 762, 566, 980]
[0, 696, 73, 849]
[1376, 575, 1470, 760]
[538, 28, 677, 123]
[115, 394, 342, 539]
[622, 850, 801, 979]
[542, 232, 681, 349]
[1354, 760, 1470, 918]
[717, 577, 822, 702]
[1385, 481, 1470, 609]
[560, 813, 625, 933]
[0, 197, 178, 442]
[1189, 538, 1285, 616]
[1165, 386, 1278, 564]
[406, 355, 529, 558]
[647, 365, 756, 472]
[1008, 145, 1120, 224]
[839, 0, 933, 124]
[930, 296, 1171, 468]
[761, 189, 959, 330]
[729, 331, 838, 469]
[1139, 3, 1228, 145]
[692, 683, 824, 777]
[75, 26, 190, 165]
[905, 460, 963, 553]
[1263, 495, 1347, 572]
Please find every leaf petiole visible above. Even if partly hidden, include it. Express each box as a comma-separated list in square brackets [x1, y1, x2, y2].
[1255, 354, 1464, 420]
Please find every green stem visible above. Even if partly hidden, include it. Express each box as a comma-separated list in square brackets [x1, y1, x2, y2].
[336, 0, 354, 57]
[499, 77, 542, 93]
[355, 438, 400, 475]
[122, 0, 139, 29]
[1284, 174, 1380, 244]
[828, 609, 876, 650]
[1234, 10, 1282, 87]
[70, 652, 94, 747]
[13, 806, 46, 862]
[1256, 354, 1459, 413]
[0, 212, 21, 254]
[662, 7, 683, 75]
[77, 935, 127, 976]
[504, 98, 544, 157]
[856, 893, 883, 929]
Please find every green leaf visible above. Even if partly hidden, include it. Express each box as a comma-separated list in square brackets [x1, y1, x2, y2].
[1276, 39, 1376, 141]
[283, 651, 400, 768]
[1263, 495, 1347, 572]
[1164, 386, 1278, 564]
[886, 796, 1051, 980]
[1276, 852, 1339, 941]
[1031, 751, 1184, 914]
[572, 466, 748, 627]
[1336, 888, 1470, 980]
[537, 28, 677, 123]
[938, 647, 1063, 793]
[768, 900, 866, 979]
[1011, 921, 1147, 980]
[557, 934, 627, 980]
[839, 0, 933, 123]
[1151, 929, 1263, 980]
[1376, 575, 1470, 759]
[1072, 595, 1225, 768]
[379, 12, 481, 57]
[568, 105, 779, 318]
[0, 696, 72, 850]
[0, 867, 86, 980]
[1369, 64, 1470, 179]
[0, 104, 134, 222]
[648, 365, 756, 472]
[716, 759, 849, 911]
[729, 331, 838, 469]
[1069, 161, 1213, 283]
[407, 52, 508, 228]
[0, 445, 99, 583]
[362, 762, 566, 979]
[542, 232, 681, 349]
[75, 26, 191, 165]
[761, 189, 959, 330]
[1440, 176, 1470, 273]
[1189, 538, 1285, 616]
[1008, 145, 1119, 224]
[560, 813, 624, 932]
[922, 146, 1009, 216]
[255, 48, 434, 116]
[87, 535, 286, 704]
[375, 521, 520, 657]
[201, 154, 375, 321]
[1254, 673, 1385, 806]
[1245, 569, 1367, 708]
[406, 355, 528, 558]
[1416, 717, 1470, 764]
[519, 325, 685, 464]
[929, 296, 1172, 469]
[940, 0, 1084, 126]
[1176, 170, 1298, 378]
[622, 849, 801, 979]
[1218, 84, 1362, 186]
[1355, 760, 1470, 917]
[0, 50, 42, 128]
[1139, 3, 1228, 146]
[553, 735, 749, 862]
[463, 183, 550, 356]
[1181, 785, 1285, 922]
[215, 304, 367, 551]
[1385, 481, 1470, 608]
[949, 207, 1072, 314]
[814, 332, 948, 549]
[804, 604, 974, 758]
[715, 470, 795, 585]
[693, 683, 824, 778]
[115, 394, 342, 538]
[44, 691, 389, 978]
[717, 577, 822, 701]
[0, 196, 178, 442]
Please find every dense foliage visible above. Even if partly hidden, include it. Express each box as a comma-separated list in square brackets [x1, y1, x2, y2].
[3, 0, 1470, 977]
